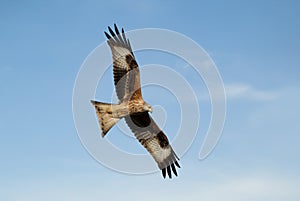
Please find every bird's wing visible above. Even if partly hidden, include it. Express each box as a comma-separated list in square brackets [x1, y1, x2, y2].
[125, 112, 180, 178]
[105, 24, 142, 101]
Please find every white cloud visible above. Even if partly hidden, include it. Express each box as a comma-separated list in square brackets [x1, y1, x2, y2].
[225, 83, 279, 101]
[194, 175, 300, 201]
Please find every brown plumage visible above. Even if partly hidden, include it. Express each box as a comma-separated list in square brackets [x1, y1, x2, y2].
[91, 24, 180, 178]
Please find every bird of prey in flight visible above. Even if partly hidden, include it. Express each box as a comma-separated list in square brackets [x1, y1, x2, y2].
[91, 24, 180, 178]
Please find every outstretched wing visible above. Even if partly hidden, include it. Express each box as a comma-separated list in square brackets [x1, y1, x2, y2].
[125, 112, 180, 179]
[104, 24, 142, 101]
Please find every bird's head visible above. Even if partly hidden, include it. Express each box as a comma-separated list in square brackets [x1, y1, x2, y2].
[143, 102, 153, 113]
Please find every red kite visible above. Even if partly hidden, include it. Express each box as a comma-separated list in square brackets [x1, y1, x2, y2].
[91, 24, 180, 178]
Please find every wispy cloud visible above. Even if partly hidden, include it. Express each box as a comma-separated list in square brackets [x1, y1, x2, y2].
[187, 175, 300, 201]
[193, 83, 278, 102]
[225, 83, 279, 101]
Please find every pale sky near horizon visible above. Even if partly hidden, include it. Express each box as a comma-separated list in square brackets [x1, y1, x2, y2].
[1, 1, 300, 201]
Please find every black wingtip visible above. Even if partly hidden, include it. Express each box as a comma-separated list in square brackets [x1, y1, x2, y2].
[108, 26, 115, 37]
[175, 161, 181, 168]
[167, 166, 172, 179]
[104, 31, 111, 39]
[122, 28, 124, 33]
[114, 23, 120, 35]
[171, 163, 178, 177]
[162, 168, 166, 178]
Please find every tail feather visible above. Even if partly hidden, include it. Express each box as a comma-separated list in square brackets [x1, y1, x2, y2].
[91, 100, 122, 137]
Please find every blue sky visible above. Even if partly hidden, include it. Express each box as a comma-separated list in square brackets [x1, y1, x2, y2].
[1, 0, 300, 200]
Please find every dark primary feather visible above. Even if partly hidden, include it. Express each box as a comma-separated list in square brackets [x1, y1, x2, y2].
[171, 163, 177, 176]
[114, 23, 120, 35]
[104, 23, 132, 52]
[108, 26, 115, 37]
[104, 31, 111, 39]
[121, 28, 127, 46]
[167, 166, 172, 178]
[175, 161, 181, 168]
[162, 168, 166, 178]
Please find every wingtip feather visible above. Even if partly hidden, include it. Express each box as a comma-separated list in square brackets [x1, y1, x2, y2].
[114, 23, 120, 35]
[167, 166, 172, 179]
[171, 163, 178, 176]
[104, 31, 111, 39]
[108, 26, 115, 37]
[162, 168, 166, 178]
[175, 161, 181, 168]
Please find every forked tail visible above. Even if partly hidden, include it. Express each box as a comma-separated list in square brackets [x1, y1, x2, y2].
[90, 100, 124, 137]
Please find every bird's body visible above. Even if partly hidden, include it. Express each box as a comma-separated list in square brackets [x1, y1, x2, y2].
[91, 98, 151, 136]
[91, 24, 180, 178]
